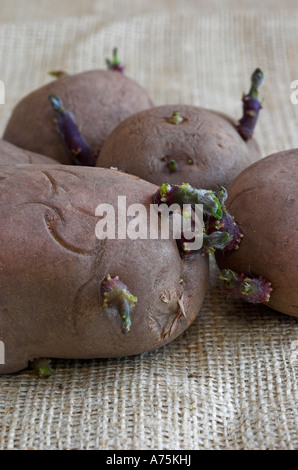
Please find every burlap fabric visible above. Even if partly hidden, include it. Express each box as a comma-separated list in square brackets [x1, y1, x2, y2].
[0, 0, 297, 450]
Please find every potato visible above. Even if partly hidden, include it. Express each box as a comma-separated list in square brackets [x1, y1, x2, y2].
[97, 69, 264, 188]
[3, 69, 153, 165]
[0, 165, 209, 374]
[96, 104, 261, 190]
[215, 149, 298, 317]
[0, 139, 57, 165]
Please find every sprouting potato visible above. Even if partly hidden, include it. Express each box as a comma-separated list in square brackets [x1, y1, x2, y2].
[0, 165, 209, 374]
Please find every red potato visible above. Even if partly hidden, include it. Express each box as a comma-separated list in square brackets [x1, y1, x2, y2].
[96, 69, 264, 189]
[215, 149, 298, 317]
[0, 139, 58, 165]
[3, 64, 153, 165]
[97, 105, 261, 190]
[0, 166, 209, 374]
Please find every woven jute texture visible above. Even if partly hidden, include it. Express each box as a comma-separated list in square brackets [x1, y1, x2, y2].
[0, 0, 297, 450]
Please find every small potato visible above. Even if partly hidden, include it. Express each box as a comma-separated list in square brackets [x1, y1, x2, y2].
[0, 166, 208, 374]
[0, 139, 58, 165]
[97, 105, 261, 190]
[216, 149, 298, 317]
[3, 69, 153, 165]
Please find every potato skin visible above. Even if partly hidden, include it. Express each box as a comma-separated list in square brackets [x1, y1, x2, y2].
[0, 166, 208, 374]
[3, 70, 153, 165]
[216, 150, 298, 317]
[96, 105, 261, 190]
[0, 139, 58, 165]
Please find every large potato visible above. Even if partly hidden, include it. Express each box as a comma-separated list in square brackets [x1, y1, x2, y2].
[216, 150, 298, 317]
[3, 70, 153, 165]
[97, 105, 261, 190]
[0, 139, 57, 165]
[0, 166, 208, 374]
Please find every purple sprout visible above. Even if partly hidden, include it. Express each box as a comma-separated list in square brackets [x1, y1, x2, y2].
[49, 95, 99, 166]
[205, 187, 243, 252]
[220, 269, 273, 303]
[106, 48, 125, 73]
[153, 184, 240, 257]
[206, 211, 243, 252]
[238, 68, 264, 140]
